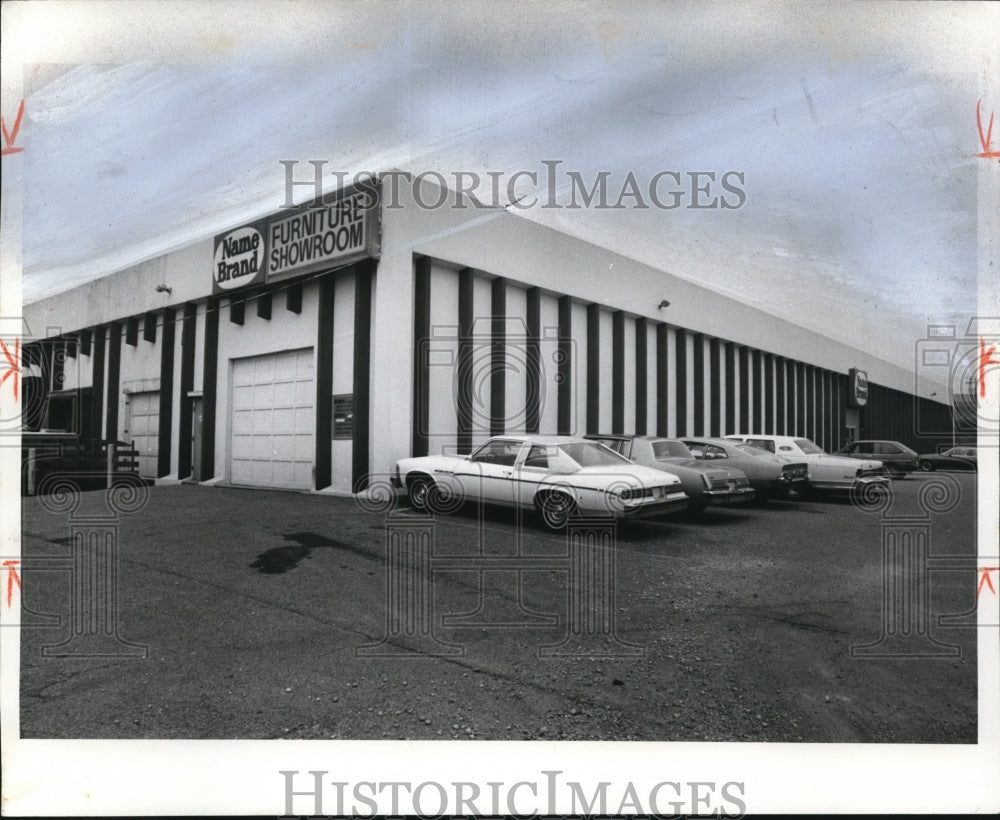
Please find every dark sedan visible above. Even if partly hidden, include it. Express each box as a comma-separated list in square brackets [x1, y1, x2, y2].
[682, 437, 810, 500]
[837, 439, 919, 478]
[916, 446, 977, 472]
[586, 434, 756, 513]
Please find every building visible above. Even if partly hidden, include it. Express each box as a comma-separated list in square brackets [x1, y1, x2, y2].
[20, 174, 956, 493]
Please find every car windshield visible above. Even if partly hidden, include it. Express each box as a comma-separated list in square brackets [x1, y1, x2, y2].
[794, 438, 825, 454]
[651, 440, 691, 459]
[556, 441, 633, 468]
[736, 444, 772, 457]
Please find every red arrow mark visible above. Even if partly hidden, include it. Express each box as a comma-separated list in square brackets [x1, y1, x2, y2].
[0, 338, 19, 401]
[976, 99, 1000, 160]
[3, 560, 21, 608]
[981, 337, 999, 399]
[977, 567, 999, 598]
[1, 99, 24, 155]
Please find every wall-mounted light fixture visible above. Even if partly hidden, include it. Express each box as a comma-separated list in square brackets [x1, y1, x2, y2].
[155, 284, 172, 294]
[658, 300, 671, 309]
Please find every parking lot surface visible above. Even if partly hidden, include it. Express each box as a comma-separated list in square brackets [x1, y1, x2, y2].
[19, 473, 978, 742]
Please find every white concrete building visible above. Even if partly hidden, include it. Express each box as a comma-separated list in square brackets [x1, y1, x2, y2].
[21, 174, 954, 492]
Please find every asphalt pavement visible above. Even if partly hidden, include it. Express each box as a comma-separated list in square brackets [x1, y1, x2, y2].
[18, 472, 979, 742]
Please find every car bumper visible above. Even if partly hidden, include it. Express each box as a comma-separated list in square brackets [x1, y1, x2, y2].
[617, 491, 690, 519]
[811, 476, 891, 492]
[704, 487, 756, 505]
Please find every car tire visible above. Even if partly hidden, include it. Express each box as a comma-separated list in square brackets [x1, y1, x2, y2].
[407, 476, 433, 512]
[919, 461, 935, 472]
[536, 491, 578, 532]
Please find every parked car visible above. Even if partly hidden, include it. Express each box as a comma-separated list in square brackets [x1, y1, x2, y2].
[392, 435, 689, 530]
[679, 437, 809, 500]
[916, 446, 978, 472]
[585, 434, 755, 513]
[725, 434, 890, 492]
[836, 440, 919, 478]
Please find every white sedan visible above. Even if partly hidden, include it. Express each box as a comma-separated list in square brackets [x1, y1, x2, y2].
[392, 435, 689, 530]
[724, 434, 890, 492]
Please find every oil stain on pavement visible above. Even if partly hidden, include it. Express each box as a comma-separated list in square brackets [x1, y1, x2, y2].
[250, 531, 360, 574]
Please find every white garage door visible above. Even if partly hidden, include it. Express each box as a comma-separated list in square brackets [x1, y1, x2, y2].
[231, 349, 315, 489]
[126, 391, 159, 479]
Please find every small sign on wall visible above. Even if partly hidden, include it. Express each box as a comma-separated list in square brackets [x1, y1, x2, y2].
[333, 394, 354, 438]
[848, 368, 869, 408]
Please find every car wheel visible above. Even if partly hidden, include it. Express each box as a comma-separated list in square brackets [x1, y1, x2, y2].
[536, 491, 577, 532]
[407, 477, 433, 511]
[919, 460, 935, 472]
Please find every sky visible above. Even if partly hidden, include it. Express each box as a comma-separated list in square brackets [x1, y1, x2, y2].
[5, 1, 997, 374]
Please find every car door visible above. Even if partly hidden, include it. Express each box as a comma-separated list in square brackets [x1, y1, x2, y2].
[456, 438, 522, 505]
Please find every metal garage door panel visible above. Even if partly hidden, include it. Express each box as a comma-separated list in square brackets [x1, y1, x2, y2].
[230, 350, 314, 490]
[127, 391, 159, 479]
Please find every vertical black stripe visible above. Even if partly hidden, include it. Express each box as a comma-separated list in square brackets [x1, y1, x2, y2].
[635, 318, 647, 435]
[105, 322, 121, 441]
[836, 373, 846, 444]
[490, 277, 506, 436]
[795, 362, 806, 436]
[90, 325, 106, 440]
[709, 338, 721, 437]
[256, 292, 272, 321]
[412, 257, 431, 456]
[692, 333, 704, 436]
[825, 370, 835, 451]
[821, 370, 829, 443]
[738, 346, 749, 434]
[805, 366, 815, 441]
[352, 262, 373, 490]
[674, 329, 687, 435]
[143, 312, 157, 343]
[775, 357, 785, 435]
[525, 287, 541, 434]
[724, 342, 736, 435]
[751, 349, 762, 433]
[612, 311, 625, 434]
[557, 296, 572, 435]
[786, 360, 795, 436]
[178, 304, 196, 478]
[586, 304, 600, 435]
[764, 353, 774, 435]
[80, 329, 92, 357]
[286, 282, 302, 314]
[315, 276, 335, 487]
[125, 317, 138, 347]
[157, 309, 175, 478]
[201, 298, 219, 481]
[457, 268, 474, 453]
[656, 323, 668, 436]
